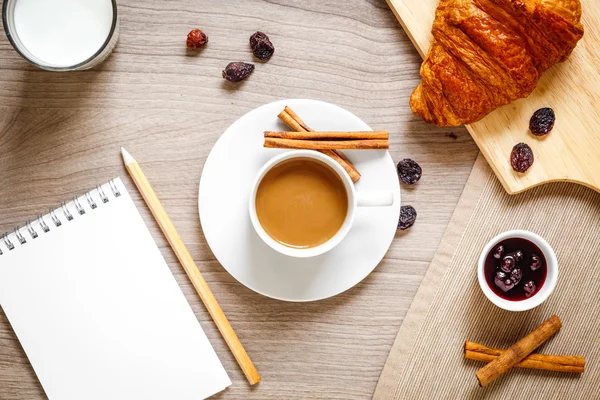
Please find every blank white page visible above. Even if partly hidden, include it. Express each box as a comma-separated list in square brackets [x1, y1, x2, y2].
[0, 178, 230, 400]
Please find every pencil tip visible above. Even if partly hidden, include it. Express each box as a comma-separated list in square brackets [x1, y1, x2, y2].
[120, 147, 136, 166]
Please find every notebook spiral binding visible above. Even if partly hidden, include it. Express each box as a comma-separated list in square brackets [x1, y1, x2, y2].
[0, 179, 121, 256]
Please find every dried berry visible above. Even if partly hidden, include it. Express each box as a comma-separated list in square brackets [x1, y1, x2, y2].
[529, 107, 555, 136]
[398, 205, 417, 230]
[396, 158, 422, 185]
[186, 29, 208, 49]
[510, 143, 534, 173]
[222, 62, 255, 82]
[249, 31, 274, 61]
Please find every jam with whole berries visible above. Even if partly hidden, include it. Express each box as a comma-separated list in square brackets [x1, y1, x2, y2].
[484, 238, 546, 301]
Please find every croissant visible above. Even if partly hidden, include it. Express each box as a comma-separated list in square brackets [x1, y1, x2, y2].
[410, 0, 584, 126]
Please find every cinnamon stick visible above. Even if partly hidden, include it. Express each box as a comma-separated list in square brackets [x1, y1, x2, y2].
[277, 107, 361, 182]
[265, 131, 389, 140]
[475, 315, 562, 387]
[282, 106, 313, 132]
[277, 110, 307, 133]
[264, 137, 389, 150]
[319, 149, 361, 182]
[465, 341, 584, 374]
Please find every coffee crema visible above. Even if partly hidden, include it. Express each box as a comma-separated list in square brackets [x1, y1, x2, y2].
[255, 158, 348, 249]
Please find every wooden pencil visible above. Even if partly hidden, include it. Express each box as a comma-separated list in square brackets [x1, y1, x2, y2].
[121, 147, 261, 386]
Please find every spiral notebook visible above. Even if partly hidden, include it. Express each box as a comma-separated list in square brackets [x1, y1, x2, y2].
[0, 178, 231, 400]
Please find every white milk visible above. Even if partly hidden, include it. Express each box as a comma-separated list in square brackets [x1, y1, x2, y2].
[14, 0, 114, 67]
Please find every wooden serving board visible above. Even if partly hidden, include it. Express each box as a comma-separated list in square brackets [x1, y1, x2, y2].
[387, 0, 600, 194]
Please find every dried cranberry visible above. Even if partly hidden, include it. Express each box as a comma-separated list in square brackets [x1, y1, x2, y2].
[186, 29, 208, 49]
[398, 205, 417, 230]
[250, 31, 274, 61]
[222, 62, 255, 82]
[510, 143, 534, 173]
[530, 107, 555, 136]
[396, 158, 422, 185]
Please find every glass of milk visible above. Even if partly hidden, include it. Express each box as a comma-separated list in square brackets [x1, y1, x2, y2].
[2, 0, 119, 71]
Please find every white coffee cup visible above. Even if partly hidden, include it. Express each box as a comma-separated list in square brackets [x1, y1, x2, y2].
[249, 150, 393, 258]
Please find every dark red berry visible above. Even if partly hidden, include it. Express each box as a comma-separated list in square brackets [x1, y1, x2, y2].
[511, 143, 534, 173]
[510, 268, 522, 285]
[530, 107, 555, 136]
[509, 250, 524, 262]
[530, 253, 543, 271]
[222, 62, 255, 82]
[493, 245, 505, 259]
[396, 158, 422, 185]
[398, 205, 417, 230]
[500, 255, 516, 273]
[186, 29, 208, 49]
[494, 271, 506, 289]
[495, 271, 515, 292]
[250, 31, 274, 61]
[523, 280, 537, 297]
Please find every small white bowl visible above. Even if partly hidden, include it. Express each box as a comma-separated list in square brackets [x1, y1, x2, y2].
[477, 230, 558, 312]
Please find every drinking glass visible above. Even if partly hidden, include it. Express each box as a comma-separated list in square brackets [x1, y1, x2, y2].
[2, 0, 119, 71]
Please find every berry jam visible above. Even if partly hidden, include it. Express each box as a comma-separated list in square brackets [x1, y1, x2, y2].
[484, 238, 547, 301]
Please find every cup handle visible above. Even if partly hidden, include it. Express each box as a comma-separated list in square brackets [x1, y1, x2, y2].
[356, 191, 394, 207]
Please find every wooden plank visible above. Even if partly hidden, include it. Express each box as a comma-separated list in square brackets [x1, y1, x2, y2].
[387, 0, 600, 194]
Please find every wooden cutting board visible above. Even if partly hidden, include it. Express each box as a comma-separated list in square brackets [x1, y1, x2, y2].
[387, 0, 600, 194]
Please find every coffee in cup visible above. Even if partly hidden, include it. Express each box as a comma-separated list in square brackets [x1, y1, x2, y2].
[255, 158, 348, 249]
[249, 150, 394, 258]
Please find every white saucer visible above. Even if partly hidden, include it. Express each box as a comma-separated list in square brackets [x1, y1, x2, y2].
[198, 99, 401, 302]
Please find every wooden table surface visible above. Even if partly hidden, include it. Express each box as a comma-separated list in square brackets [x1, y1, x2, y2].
[0, 1, 479, 398]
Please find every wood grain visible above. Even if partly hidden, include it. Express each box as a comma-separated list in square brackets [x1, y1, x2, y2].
[387, 0, 600, 195]
[0, 1, 478, 399]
